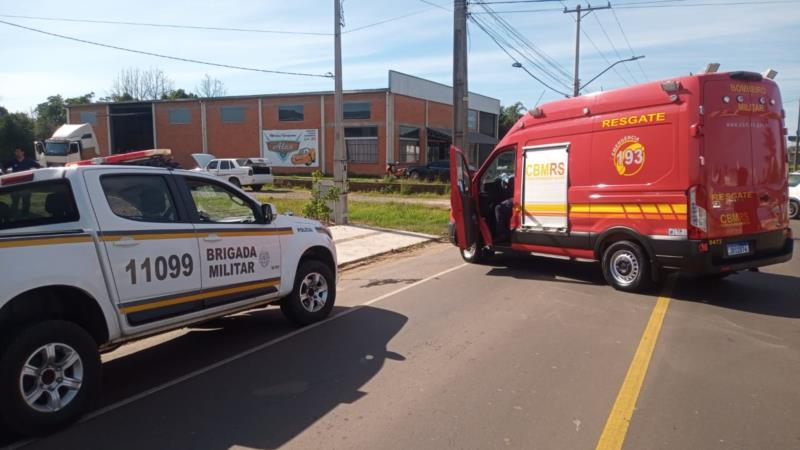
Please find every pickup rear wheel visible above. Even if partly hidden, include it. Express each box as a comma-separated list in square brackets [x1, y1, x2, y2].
[601, 240, 651, 292]
[0, 320, 100, 436]
[281, 260, 336, 326]
[228, 177, 241, 188]
[790, 199, 799, 219]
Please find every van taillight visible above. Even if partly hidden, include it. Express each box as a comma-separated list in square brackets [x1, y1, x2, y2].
[688, 185, 708, 239]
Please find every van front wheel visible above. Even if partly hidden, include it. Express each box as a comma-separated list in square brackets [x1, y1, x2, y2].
[602, 240, 651, 292]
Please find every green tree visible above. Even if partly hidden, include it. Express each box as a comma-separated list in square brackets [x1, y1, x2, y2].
[499, 102, 527, 138]
[33, 92, 94, 139]
[0, 109, 36, 162]
[161, 89, 198, 100]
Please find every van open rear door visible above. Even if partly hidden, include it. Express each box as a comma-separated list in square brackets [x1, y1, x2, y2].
[449, 145, 476, 250]
[702, 74, 787, 244]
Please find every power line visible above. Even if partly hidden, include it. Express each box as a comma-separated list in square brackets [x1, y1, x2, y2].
[0, 13, 331, 36]
[474, 2, 573, 84]
[611, 9, 647, 81]
[469, 14, 570, 97]
[0, 19, 333, 78]
[477, 0, 795, 13]
[471, 11, 572, 89]
[591, 13, 638, 83]
[0, 8, 444, 36]
[418, 0, 451, 11]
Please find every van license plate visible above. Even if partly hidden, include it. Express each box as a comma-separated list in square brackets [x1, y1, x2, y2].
[726, 242, 750, 257]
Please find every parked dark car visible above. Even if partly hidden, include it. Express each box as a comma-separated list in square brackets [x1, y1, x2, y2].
[397, 160, 451, 180]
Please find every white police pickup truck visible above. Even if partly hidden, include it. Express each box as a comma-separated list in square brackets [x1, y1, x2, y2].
[0, 164, 336, 435]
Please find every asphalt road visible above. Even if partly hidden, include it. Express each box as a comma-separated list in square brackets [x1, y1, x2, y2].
[2, 223, 799, 449]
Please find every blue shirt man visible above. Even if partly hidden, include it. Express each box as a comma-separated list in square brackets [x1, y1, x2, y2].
[4, 148, 40, 217]
[6, 148, 41, 172]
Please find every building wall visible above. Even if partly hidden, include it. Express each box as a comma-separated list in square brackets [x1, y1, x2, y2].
[154, 101, 203, 169]
[64, 87, 493, 175]
[205, 98, 260, 161]
[68, 105, 110, 157]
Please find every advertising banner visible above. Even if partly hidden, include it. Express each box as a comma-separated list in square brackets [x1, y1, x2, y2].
[262, 129, 319, 168]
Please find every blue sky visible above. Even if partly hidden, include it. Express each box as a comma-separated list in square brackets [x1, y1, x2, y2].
[1, 0, 798, 133]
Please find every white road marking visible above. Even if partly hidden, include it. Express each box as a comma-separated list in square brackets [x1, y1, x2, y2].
[3, 262, 469, 450]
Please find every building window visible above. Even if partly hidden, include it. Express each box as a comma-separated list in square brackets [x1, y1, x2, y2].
[168, 108, 191, 124]
[398, 126, 420, 163]
[344, 102, 370, 120]
[220, 106, 245, 123]
[278, 104, 304, 121]
[345, 126, 378, 163]
[467, 110, 478, 131]
[479, 111, 497, 137]
[79, 112, 97, 125]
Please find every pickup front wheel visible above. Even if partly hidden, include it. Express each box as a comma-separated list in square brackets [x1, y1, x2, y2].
[281, 260, 336, 326]
[0, 320, 100, 436]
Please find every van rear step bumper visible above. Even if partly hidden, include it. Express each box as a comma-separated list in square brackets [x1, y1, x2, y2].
[649, 230, 793, 274]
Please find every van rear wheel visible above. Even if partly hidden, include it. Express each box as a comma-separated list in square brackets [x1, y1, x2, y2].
[602, 240, 651, 292]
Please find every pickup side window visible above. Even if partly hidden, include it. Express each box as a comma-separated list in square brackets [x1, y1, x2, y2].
[185, 178, 257, 224]
[100, 175, 179, 223]
[207, 160, 218, 170]
[0, 180, 79, 230]
[220, 161, 231, 170]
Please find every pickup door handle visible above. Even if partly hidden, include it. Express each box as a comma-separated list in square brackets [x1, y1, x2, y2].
[112, 236, 139, 247]
[203, 233, 222, 243]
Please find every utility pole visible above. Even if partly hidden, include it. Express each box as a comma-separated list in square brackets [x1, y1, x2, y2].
[333, 0, 347, 224]
[795, 98, 799, 171]
[453, 0, 469, 157]
[563, 2, 611, 97]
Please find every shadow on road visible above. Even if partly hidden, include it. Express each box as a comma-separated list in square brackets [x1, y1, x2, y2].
[483, 251, 606, 286]
[670, 271, 800, 318]
[18, 306, 407, 450]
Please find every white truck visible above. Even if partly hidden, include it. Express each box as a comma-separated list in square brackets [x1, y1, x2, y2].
[192, 154, 274, 191]
[34, 123, 100, 167]
[0, 164, 336, 435]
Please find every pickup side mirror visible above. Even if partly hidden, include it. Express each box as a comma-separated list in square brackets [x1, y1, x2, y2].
[261, 203, 277, 224]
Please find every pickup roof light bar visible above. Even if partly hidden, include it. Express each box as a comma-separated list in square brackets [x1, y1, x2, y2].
[66, 149, 172, 167]
[0, 172, 35, 186]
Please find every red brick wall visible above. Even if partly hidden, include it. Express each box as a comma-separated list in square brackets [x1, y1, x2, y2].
[205, 98, 260, 161]
[68, 105, 110, 157]
[154, 101, 203, 169]
[324, 92, 387, 177]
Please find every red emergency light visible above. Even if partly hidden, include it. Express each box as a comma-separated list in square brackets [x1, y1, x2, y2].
[66, 149, 172, 167]
[0, 172, 35, 186]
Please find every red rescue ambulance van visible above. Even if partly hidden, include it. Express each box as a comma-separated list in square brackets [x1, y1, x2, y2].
[450, 70, 793, 292]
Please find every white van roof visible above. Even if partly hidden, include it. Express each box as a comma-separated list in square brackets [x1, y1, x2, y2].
[51, 123, 93, 139]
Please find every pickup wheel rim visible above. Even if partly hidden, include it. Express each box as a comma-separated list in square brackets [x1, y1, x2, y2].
[299, 272, 329, 313]
[609, 250, 640, 287]
[790, 201, 799, 218]
[19, 343, 84, 413]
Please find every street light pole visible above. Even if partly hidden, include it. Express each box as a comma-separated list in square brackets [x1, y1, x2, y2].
[580, 55, 645, 92]
[563, 2, 611, 97]
[333, 0, 347, 224]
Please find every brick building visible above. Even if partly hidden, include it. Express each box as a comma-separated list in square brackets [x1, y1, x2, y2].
[66, 71, 500, 175]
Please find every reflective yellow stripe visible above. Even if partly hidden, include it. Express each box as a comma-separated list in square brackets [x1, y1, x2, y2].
[671, 204, 687, 214]
[622, 204, 642, 213]
[101, 233, 197, 242]
[640, 204, 659, 213]
[591, 204, 625, 213]
[119, 279, 280, 314]
[0, 236, 92, 249]
[657, 204, 673, 214]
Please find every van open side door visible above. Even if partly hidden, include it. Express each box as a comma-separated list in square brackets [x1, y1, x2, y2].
[449, 145, 477, 250]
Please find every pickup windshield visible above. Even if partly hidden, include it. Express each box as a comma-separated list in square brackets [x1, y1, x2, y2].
[44, 141, 69, 156]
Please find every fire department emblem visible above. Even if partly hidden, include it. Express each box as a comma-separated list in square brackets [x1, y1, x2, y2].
[611, 135, 646, 177]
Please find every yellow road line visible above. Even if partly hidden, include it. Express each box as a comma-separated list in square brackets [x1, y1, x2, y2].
[596, 278, 676, 450]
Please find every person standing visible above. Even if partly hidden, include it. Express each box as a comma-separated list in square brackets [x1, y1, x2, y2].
[5, 147, 41, 216]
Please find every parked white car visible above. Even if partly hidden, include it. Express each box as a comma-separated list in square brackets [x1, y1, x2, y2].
[789, 171, 800, 219]
[192, 154, 273, 191]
